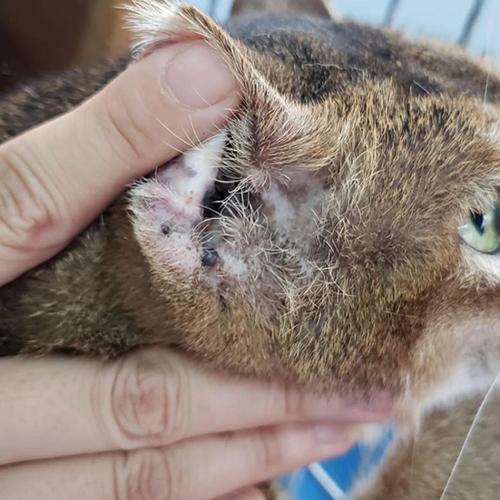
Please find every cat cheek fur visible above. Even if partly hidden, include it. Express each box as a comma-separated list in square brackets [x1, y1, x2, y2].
[395, 283, 500, 427]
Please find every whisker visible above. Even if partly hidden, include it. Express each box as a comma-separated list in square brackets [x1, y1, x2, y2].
[409, 433, 417, 500]
[192, 87, 213, 109]
[188, 114, 203, 146]
[439, 370, 500, 499]
[161, 140, 184, 156]
[481, 0, 499, 123]
[157, 118, 196, 150]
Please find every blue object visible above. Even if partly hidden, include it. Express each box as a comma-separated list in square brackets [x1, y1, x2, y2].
[281, 427, 393, 499]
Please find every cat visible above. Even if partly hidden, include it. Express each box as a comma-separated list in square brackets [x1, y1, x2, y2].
[353, 391, 500, 499]
[1, 0, 500, 497]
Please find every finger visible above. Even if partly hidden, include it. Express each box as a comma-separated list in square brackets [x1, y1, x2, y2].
[0, 423, 354, 500]
[0, 41, 239, 285]
[0, 349, 390, 465]
[213, 486, 266, 500]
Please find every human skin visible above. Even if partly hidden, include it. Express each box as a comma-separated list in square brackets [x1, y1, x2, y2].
[0, 41, 392, 500]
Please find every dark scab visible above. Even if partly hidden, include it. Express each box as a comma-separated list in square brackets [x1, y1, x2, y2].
[202, 248, 219, 267]
[160, 223, 171, 236]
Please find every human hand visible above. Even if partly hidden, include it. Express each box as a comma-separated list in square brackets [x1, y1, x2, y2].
[0, 41, 238, 286]
[0, 349, 391, 500]
[0, 42, 392, 499]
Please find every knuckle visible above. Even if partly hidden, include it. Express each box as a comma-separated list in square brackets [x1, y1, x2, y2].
[0, 147, 61, 251]
[282, 386, 309, 419]
[113, 448, 178, 500]
[253, 428, 284, 474]
[101, 92, 148, 164]
[110, 351, 187, 446]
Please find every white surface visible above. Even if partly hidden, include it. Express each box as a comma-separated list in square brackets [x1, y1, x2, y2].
[308, 462, 348, 500]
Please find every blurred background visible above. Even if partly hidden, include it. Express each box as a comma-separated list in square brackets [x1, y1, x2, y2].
[1, 0, 500, 92]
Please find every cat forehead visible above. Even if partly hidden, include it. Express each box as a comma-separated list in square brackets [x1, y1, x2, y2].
[225, 16, 500, 170]
[227, 14, 500, 107]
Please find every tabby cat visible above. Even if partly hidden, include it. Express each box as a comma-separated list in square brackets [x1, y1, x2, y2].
[1, 0, 500, 497]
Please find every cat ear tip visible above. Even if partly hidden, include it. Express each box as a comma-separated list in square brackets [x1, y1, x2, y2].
[126, 0, 205, 58]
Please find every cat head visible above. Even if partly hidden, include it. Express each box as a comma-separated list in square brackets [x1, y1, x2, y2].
[112, 0, 500, 416]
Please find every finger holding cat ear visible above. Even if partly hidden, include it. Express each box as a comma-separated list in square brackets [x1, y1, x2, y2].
[0, 38, 239, 285]
[128, 2, 338, 171]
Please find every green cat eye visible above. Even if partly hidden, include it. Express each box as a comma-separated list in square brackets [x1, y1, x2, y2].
[458, 204, 500, 254]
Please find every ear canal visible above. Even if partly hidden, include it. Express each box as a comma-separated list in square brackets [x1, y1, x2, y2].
[231, 0, 336, 19]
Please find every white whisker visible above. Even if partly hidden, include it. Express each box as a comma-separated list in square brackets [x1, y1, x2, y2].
[439, 370, 500, 499]
[157, 118, 196, 150]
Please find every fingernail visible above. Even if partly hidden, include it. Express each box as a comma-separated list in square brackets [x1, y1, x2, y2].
[344, 392, 393, 413]
[164, 42, 235, 108]
[314, 424, 353, 445]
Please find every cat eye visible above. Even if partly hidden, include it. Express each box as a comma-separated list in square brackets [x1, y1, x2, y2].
[458, 204, 500, 254]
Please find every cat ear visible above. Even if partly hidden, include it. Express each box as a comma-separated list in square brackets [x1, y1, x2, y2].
[126, 1, 335, 171]
[125, 1, 284, 107]
[231, 0, 336, 19]
[126, 1, 252, 70]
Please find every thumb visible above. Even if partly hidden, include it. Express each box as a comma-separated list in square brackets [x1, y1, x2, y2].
[0, 42, 239, 285]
